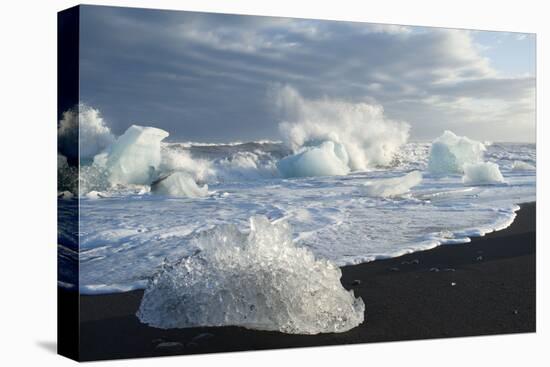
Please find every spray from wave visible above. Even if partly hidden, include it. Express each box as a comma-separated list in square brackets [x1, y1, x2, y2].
[274, 85, 410, 175]
[58, 104, 116, 161]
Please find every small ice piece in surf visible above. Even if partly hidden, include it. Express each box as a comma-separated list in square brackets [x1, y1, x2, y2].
[151, 172, 209, 198]
[428, 131, 486, 174]
[462, 162, 504, 185]
[362, 171, 422, 198]
[85, 190, 109, 199]
[512, 160, 535, 171]
[136, 216, 365, 334]
[57, 191, 74, 200]
[277, 140, 350, 178]
[94, 125, 169, 185]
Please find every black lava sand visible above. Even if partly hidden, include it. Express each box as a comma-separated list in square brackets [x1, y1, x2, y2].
[70, 202, 535, 361]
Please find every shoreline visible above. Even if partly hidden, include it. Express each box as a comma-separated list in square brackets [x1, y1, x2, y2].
[74, 202, 535, 361]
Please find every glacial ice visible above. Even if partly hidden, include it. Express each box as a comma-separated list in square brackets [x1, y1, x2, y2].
[462, 162, 505, 185]
[512, 160, 535, 171]
[95, 125, 169, 185]
[151, 172, 209, 198]
[277, 141, 351, 178]
[136, 216, 365, 334]
[362, 171, 422, 198]
[428, 131, 486, 174]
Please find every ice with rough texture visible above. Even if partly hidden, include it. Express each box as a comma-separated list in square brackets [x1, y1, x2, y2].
[463, 162, 505, 185]
[362, 171, 422, 197]
[58, 104, 116, 161]
[137, 216, 365, 334]
[151, 172, 209, 198]
[277, 141, 350, 178]
[95, 125, 169, 185]
[512, 160, 536, 171]
[428, 130, 486, 174]
[275, 85, 409, 170]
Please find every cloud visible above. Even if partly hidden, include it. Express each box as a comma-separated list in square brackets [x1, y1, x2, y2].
[78, 5, 536, 142]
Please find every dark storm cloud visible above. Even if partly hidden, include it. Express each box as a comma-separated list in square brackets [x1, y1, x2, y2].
[79, 5, 535, 142]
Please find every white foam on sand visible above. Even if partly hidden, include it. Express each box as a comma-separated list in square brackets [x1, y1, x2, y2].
[136, 216, 365, 334]
[463, 162, 505, 185]
[362, 171, 422, 198]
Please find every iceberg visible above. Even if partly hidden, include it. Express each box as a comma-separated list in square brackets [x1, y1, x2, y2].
[96, 125, 169, 185]
[462, 162, 505, 185]
[428, 131, 486, 174]
[277, 141, 350, 178]
[137, 216, 365, 334]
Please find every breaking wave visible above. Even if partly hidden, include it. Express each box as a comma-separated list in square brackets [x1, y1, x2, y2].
[274, 85, 410, 174]
[58, 104, 115, 161]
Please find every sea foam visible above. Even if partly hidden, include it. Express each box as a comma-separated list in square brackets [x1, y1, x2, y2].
[362, 171, 422, 198]
[58, 104, 115, 161]
[137, 216, 365, 334]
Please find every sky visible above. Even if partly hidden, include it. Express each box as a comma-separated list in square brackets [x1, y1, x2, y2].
[79, 5, 536, 143]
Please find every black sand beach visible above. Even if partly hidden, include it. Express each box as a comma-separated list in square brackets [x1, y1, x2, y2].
[71, 202, 535, 361]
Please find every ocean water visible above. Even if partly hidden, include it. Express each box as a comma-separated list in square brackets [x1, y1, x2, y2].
[59, 140, 535, 294]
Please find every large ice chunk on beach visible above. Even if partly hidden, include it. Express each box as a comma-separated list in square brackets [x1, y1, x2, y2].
[462, 162, 504, 185]
[137, 216, 365, 334]
[96, 125, 169, 185]
[277, 141, 351, 178]
[151, 172, 209, 198]
[362, 170, 422, 198]
[428, 130, 486, 174]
